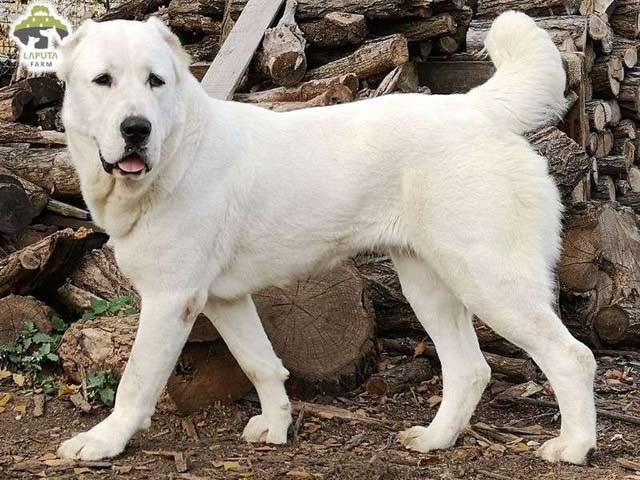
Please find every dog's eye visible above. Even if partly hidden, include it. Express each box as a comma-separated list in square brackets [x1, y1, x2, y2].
[92, 73, 112, 87]
[148, 73, 165, 88]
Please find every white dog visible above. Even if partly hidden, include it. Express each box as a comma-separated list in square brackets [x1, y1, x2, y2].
[55, 11, 597, 465]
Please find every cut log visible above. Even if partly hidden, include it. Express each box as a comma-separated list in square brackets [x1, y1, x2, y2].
[591, 55, 623, 97]
[0, 225, 58, 259]
[435, 35, 460, 55]
[604, 98, 622, 126]
[628, 166, 640, 191]
[0, 147, 80, 199]
[526, 126, 593, 201]
[365, 358, 433, 396]
[612, 137, 636, 165]
[592, 298, 640, 345]
[235, 74, 359, 102]
[0, 228, 106, 298]
[99, 0, 171, 21]
[467, 16, 588, 53]
[559, 202, 640, 344]
[256, 0, 307, 87]
[585, 100, 608, 130]
[373, 63, 419, 96]
[616, 178, 632, 196]
[620, 67, 640, 117]
[610, 0, 640, 39]
[592, 175, 616, 199]
[612, 36, 639, 68]
[618, 191, 640, 213]
[304, 34, 409, 81]
[35, 106, 64, 132]
[597, 155, 629, 176]
[0, 120, 66, 146]
[255, 84, 354, 111]
[0, 295, 54, 344]
[254, 261, 377, 397]
[579, 0, 616, 16]
[168, 13, 223, 35]
[54, 283, 101, 313]
[0, 169, 48, 235]
[0, 77, 63, 122]
[184, 36, 220, 62]
[369, 14, 457, 42]
[299, 12, 367, 48]
[476, 0, 580, 18]
[588, 13, 613, 53]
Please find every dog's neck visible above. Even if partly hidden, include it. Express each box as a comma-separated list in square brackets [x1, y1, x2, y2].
[67, 75, 209, 239]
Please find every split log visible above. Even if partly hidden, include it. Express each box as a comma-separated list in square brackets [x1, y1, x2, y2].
[0, 225, 58, 258]
[0, 120, 66, 146]
[0, 77, 63, 122]
[612, 137, 636, 165]
[467, 16, 588, 53]
[0, 147, 80, 199]
[0, 295, 54, 344]
[255, 84, 354, 111]
[369, 14, 457, 42]
[526, 126, 593, 201]
[254, 261, 377, 397]
[612, 36, 639, 68]
[299, 13, 367, 48]
[559, 202, 640, 345]
[304, 34, 409, 81]
[0, 169, 48, 235]
[365, 358, 433, 396]
[475, 0, 580, 18]
[628, 166, 640, 191]
[0, 228, 106, 298]
[235, 74, 359, 103]
[597, 155, 629, 176]
[373, 63, 419, 96]
[620, 67, 640, 117]
[588, 13, 613, 53]
[604, 98, 622, 126]
[579, 0, 616, 15]
[256, 0, 307, 87]
[591, 55, 623, 97]
[610, 0, 640, 39]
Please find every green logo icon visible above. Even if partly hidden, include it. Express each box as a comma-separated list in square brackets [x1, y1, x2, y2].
[9, 2, 72, 73]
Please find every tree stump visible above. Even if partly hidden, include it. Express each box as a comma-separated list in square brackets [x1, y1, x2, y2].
[0, 295, 54, 344]
[254, 261, 377, 398]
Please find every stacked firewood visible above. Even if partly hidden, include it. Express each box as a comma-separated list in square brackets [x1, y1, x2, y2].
[2, 0, 640, 412]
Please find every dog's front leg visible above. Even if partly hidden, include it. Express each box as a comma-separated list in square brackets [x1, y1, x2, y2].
[204, 295, 291, 443]
[57, 292, 202, 460]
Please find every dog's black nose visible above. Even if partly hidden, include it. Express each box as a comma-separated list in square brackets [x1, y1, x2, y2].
[120, 116, 151, 144]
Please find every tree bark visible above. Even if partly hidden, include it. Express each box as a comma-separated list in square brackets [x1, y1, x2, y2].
[0, 78, 63, 122]
[0, 168, 48, 235]
[0, 294, 54, 344]
[99, 0, 171, 21]
[585, 99, 608, 130]
[0, 147, 80, 199]
[620, 67, 640, 118]
[597, 155, 629, 176]
[305, 35, 409, 81]
[610, 0, 640, 39]
[255, 84, 354, 111]
[365, 358, 433, 396]
[168, 13, 222, 35]
[369, 14, 458, 42]
[0, 120, 66, 146]
[300, 12, 367, 48]
[591, 55, 623, 97]
[592, 298, 640, 345]
[612, 36, 639, 68]
[476, 0, 580, 18]
[235, 74, 359, 103]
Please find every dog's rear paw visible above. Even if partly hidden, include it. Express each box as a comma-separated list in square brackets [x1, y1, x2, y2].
[57, 431, 125, 461]
[241, 414, 289, 444]
[398, 425, 457, 453]
[536, 436, 595, 464]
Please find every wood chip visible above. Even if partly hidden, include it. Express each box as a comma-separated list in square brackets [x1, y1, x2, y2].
[32, 394, 45, 417]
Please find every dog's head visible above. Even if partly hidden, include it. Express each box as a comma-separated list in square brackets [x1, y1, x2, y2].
[57, 18, 191, 180]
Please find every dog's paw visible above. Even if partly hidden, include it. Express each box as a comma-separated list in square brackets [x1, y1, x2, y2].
[57, 430, 126, 461]
[397, 426, 457, 453]
[241, 414, 289, 444]
[536, 436, 595, 464]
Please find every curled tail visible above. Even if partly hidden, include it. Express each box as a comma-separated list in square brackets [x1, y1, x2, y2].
[469, 11, 566, 134]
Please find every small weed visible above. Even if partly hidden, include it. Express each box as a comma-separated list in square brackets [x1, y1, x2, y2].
[82, 296, 136, 321]
[86, 370, 118, 406]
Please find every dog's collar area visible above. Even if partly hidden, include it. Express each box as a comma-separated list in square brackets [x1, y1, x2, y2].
[99, 148, 151, 176]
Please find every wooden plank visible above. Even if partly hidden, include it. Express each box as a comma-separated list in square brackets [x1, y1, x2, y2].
[200, 0, 285, 100]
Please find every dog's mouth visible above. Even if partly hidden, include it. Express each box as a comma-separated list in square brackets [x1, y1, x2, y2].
[100, 149, 150, 176]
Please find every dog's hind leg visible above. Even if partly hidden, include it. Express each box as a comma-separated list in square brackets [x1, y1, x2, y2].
[391, 252, 491, 453]
[203, 295, 291, 444]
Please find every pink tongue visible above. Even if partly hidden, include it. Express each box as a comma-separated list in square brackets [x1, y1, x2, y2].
[118, 155, 146, 173]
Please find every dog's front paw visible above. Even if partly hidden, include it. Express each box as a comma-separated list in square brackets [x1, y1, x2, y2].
[398, 425, 457, 453]
[241, 414, 289, 444]
[57, 430, 126, 460]
[536, 436, 595, 464]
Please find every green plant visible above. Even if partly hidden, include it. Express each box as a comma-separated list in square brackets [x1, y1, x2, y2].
[0, 315, 68, 376]
[82, 296, 136, 321]
[86, 370, 118, 406]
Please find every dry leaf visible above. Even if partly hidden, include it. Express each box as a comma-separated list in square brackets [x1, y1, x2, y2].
[0, 393, 12, 408]
[212, 460, 243, 472]
[413, 341, 427, 357]
[305, 423, 320, 433]
[57, 384, 77, 397]
[0, 369, 12, 380]
[13, 404, 27, 416]
[12, 373, 25, 387]
[427, 395, 442, 408]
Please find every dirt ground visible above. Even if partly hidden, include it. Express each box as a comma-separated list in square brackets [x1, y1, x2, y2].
[1, 350, 639, 480]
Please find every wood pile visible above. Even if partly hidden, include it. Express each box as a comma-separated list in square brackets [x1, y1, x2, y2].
[2, 0, 640, 413]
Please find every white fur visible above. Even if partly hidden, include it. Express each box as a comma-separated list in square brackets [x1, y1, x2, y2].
[55, 12, 596, 465]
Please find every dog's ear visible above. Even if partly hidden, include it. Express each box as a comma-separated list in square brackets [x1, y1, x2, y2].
[146, 16, 191, 80]
[56, 19, 94, 82]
